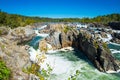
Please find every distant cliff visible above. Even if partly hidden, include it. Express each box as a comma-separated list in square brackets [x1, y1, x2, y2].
[45, 27, 119, 72]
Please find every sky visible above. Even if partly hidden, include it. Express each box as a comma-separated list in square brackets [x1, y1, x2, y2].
[0, 0, 120, 18]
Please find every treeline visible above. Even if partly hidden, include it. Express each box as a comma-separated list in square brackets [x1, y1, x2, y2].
[0, 11, 36, 28]
[0, 10, 120, 28]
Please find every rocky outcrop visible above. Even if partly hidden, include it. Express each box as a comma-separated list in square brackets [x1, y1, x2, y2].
[112, 32, 120, 39]
[109, 22, 120, 30]
[111, 32, 120, 43]
[45, 28, 119, 72]
[0, 26, 41, 80]
[7, 25, 36, 44]
[88, 23, 106, 28]
[0, 37, 31, 80]
[38, 23, 66, 34]
[0, 27, 9, 35]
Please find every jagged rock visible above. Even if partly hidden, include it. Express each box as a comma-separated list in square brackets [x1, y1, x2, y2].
[7, 25, 36, 44]
[38, 23, 66, 34]
[100, 32, 107, 38]
[39, 39, 47, 53]
[46, 32, 62, 49]
[111, 32, 120, 43]
[109, 22, 120, 30]
[45, 28, 119, 72]
[0, 37, 31, 80]
[112, 32, 120, 39]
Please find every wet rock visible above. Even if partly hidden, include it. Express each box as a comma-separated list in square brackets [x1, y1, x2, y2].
[111, 32, 120, 44]
[45, 28, 119, 72]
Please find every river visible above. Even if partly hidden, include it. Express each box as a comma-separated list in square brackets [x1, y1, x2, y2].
[28, 25, 120, 80]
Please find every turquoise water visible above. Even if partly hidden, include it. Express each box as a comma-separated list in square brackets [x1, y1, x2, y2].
[29, 36, 43, 49]
[29, 35, 120, 80]
[48, 50, 120, 80]
[108, 43, 120, 50]
[108, 43, 120, 61]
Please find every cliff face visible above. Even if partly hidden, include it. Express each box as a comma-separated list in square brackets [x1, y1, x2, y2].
[111, 32, 120, 44]
[0, 37, 31, 80]
[0, 26, 37, 80]
[45, 29, 119, 72]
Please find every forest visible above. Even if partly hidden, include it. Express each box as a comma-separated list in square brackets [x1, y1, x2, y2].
[0, 10, 120, 28]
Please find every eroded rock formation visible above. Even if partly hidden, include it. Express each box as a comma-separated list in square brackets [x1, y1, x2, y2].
[45, 28, 119, 72]
[0, 26, 37, 80]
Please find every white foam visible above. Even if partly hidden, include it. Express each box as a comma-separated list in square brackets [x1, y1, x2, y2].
[28, 47, 43, 63]
[109, 42, 120, 46]
[60, 47, 74, 51]
[98, 34, 112, 42]
[35, 30, 49, 37]
[39, 25, 47, 30]
[112, 30, 120, 33]
[110, 49, 120, 54]
[106, 69, 120, 73]
[37, 33, 49, 37]
[46, 42, 74, 54]
[28, 47, 38, 62]
[40, 54, 72, 75]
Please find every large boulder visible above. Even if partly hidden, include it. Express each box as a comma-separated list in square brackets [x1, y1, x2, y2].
[111, 32, 120, 44]
[112, 32, 120, 39]
[45, 28, 119, 72]
[8, 25, 36, 44]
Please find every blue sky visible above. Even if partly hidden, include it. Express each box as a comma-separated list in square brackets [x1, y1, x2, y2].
[0, 0, 120, 18]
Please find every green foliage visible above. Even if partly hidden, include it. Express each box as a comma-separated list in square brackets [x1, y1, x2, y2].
[64, 26, 72, 33]
[102, 42, 110, 53]
[0, 30, 2, 35]
[22, 63, 53, 80]
[22, 63, 44, 80]
[0, 27, 9, 36]
[0, 11, 120, 28]
[68, 70, 80, 80]
[102, 42, 108, 49]
[0, 11, 36, 28]
[93, 40, 99, 49]
[0, 57, 11, 80]
[41, 64, 53, 78]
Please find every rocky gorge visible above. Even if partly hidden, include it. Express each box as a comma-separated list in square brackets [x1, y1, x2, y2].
[0, 25, 38, 80]
[44, 24, 120, 72]
[0, 22, 120, 80]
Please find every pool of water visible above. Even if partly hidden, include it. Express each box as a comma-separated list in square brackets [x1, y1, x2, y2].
[29, 36, 43, 49]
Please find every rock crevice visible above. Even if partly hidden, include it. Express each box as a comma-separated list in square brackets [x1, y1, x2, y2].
[45, 29, 119, 72]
